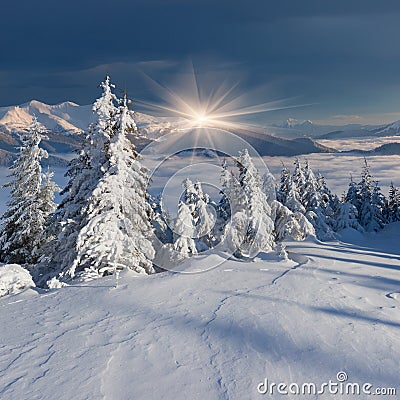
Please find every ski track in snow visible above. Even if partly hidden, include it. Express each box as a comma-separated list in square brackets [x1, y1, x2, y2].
[1, 229, 400, 399]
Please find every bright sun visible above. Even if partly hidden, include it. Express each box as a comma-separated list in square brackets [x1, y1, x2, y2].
[192, 113, 209, 127]
[134, 63, 311, 131]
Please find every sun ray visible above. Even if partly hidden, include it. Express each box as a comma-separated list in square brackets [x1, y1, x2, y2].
[134, 65, 313, 132]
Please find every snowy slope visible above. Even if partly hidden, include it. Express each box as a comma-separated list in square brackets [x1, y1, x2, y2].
[374, 120, 400, 136]
[0, 227, 399, 399]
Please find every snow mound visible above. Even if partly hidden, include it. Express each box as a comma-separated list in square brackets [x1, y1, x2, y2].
[0, 264, 35, 297]
[336, 227, 365, 242]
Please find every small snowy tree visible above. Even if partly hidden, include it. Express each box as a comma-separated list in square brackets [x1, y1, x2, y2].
[316, 172, 335, 227]
[388, 182, 400, 222]
[333, 200, 364, 232]
[277, 164, 291, 204]
[217, 159, 233, 222]
[173, 201, 197, 258]
[223, 149, 274, 257]
[292, 158, 306, 203]
[345, 175, 361, 211]
[151, 195, 173, 245]
[262, 171, 277, 204]
[284, 177, 306, 214]
[358, 159, 386, 232]
[302, 161, 320, 211]
[181, 179, 216, 250]
[0, 117, 57, 264]
[271, 200, 315, 241]
[302, 161, 335, 240]
[193, 182, 216, 249]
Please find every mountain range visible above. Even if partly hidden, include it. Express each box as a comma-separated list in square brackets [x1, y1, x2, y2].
[2, 100, 400, 164]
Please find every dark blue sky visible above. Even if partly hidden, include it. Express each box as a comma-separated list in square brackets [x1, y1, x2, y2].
[2, 0, 400, 124]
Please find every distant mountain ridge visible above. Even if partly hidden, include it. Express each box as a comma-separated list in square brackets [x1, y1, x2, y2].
[345, 142, 400, 156]
[0, 100, 338, 163]
[0, 100, 176, 166]
[0, 100, 174, 137]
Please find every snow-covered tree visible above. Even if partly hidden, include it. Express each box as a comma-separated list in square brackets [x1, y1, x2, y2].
[271, 200, 315, 241]
[284, 177, 306, 214]
[277, 164, 291, 204]
[332, 199, 363, 232]
[173, 201, 197, 257]
[316, 172, 335, 226]
[151, 195, 173, 245]
[301, 161, 335, 240]
[358, 159, 386, 232]
[223, 149, 274, 257]
[0, 117, 57, 264]
[302, 161, 320, 211]
[39, 76, 119, 282]
[181, 179, 216, 250]
[345, 175, 361, 211]
[262, 170, 277, 204]
[292, 158, 306, 202]
[193, 182, 216, 249]
[40, 170, 59, 217]
[388, 182, 400, 222]
[217, 159, 233, 222]
[63, 95, 154, 278]
[42, 81, 155, 284]
[183, 178, 198, 209]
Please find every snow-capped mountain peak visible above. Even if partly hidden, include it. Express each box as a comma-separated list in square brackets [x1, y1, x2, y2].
[281, 118, 314, 129]
[0, 100, 92, 134]
[0, 100, 176, 137]
[375, 119, 400, 136]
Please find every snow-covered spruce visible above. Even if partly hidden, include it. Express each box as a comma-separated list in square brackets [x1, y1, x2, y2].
[41, 80, 155, 285]
[222, 149, 274, 258]
[357, 159, 386, 232]
[172, 201, 198, 258]
[180, 178, 216, 251]
[271, 200, 315, 241]
[332, 200, 364, 232]
[0, 117, 58, 264]
[388, 182, 400, 222]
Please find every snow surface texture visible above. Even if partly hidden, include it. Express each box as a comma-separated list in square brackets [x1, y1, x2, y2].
[0, 226, 399, 399]
[0, 264, 35, 297]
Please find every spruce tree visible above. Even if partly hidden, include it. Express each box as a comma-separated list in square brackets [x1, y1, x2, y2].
[193, 182, 216, 249]
[285, 176, 306, 214]
[277, 164, 291, 204]
[388, 182, 400, 222]
[0, 117, 57, 264]
[332, 197, 363, 232]
[65, 94, 155, 278]
[217, 159, 233, 222]
[292, 158, 306, 203]
[345, 175, 361, 211]
[42, 79, 155, 284]
[173, 201, 197, 257]
[358, 159, 386, 232]
[225, 149, 274, 257]
[302, 161, 335, 240]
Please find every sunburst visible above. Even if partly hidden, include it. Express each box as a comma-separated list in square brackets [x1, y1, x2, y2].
[134, 62, 312, 132]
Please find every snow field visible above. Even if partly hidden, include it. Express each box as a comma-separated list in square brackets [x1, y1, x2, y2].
[0, 227, 399, 400]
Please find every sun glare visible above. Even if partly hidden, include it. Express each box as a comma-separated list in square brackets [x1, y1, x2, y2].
[135, 63, 312, 132]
